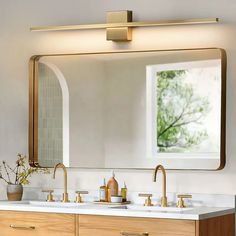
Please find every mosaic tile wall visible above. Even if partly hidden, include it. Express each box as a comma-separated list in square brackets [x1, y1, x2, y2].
[38, 63, 63, 166]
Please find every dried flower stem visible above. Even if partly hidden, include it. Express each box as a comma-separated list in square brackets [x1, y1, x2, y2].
[3, 161, 11, 183]
[0, 174, 9, 184]
[6, 163, 17, 174]
[0, 154, 49, 186]
[15, 164, 20, 185]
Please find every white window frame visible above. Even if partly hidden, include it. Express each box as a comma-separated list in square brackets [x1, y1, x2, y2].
[146, 59, 222, 169]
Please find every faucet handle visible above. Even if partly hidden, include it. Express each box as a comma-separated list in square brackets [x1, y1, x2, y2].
[177, 194, 192, 208]
[138, 193, 153, 206]
[75, 191, 89, 203]
[42, 189, 55, 202]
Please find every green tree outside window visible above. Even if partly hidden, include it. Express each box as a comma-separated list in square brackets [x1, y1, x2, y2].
[156, 70, 210, 152]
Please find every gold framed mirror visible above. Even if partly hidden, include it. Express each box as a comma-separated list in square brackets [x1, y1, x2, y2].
[29, 48, 226, 170]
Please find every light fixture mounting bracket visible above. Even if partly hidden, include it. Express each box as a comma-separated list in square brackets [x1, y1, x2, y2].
[106, 11, 133, 42]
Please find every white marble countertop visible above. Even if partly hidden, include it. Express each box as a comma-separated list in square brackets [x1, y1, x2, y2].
[0, 201, 234, 220]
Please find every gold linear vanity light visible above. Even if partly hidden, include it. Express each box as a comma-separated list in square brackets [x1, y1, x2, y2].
[30, 10, 219, 41]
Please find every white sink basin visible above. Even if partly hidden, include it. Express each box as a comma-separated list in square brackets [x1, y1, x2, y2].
[28, 201, 89, 208]
[110, 205, 193, 213]
[0, 201, 193, 213]
[0, 200, 89, 208]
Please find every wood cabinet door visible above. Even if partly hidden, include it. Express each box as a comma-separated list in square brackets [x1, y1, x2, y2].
[0, 211, 75, 236]
[78, 215, 196, 236]
[196, 214, 235, 236]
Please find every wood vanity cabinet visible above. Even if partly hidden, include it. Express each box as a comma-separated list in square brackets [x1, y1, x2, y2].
[78, 215, 195, 236]
[0, 211, 75, 236]
[78, 214, 235, 236]
[0, 211, 234, 236]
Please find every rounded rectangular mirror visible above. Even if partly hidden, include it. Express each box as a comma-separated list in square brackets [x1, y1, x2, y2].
[29, 48, 226, 170]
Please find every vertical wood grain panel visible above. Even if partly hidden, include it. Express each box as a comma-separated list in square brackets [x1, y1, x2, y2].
[196, 214, 235, 236]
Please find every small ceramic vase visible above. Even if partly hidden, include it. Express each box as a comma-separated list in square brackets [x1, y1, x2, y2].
[7, 184, 23, 201]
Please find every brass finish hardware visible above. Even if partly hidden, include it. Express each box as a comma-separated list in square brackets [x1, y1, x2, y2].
[153, 165, 168, 207]
[177, 194, 192, 208]
[121, 231, 149, 236]
[31, 10, 219, 42]
[10, 224, 35, 230]
[75, 191, 89, 203]
[30, 18, 219, 31]
[31, 18, 219, 32]
[42, 189, 55, 202]
[106, 11, 132, 41]
[138, 193, 153, 206]
[53, 163, 70, 202]
[31, 17, 219, 32]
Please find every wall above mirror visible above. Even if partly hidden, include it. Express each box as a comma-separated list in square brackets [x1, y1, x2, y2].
[29, 48, 226, 170]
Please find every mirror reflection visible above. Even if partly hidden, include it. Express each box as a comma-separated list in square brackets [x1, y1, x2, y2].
[30, 48, 226, 170]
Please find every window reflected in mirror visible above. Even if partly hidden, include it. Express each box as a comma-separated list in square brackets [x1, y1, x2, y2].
[146, 59, 221, 165]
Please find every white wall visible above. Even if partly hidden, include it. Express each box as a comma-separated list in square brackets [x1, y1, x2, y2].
[0, 0, 236, 198]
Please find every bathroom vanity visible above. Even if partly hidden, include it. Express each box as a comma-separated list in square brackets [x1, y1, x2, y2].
[0, 201, 234, 236]
[25, 47, 231, 235]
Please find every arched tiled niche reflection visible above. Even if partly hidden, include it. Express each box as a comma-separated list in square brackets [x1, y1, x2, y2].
[38, 60, 69, 167]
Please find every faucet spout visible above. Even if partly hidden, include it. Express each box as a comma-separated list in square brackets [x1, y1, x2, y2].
[53, 163, 69, 202]
[153, 164, 168, 207]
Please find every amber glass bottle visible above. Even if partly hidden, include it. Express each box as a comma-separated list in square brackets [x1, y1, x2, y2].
[107, 171, 119, 201]
[99, 178, 108, 202]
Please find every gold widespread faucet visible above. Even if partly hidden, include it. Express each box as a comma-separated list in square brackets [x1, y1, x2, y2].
[53, 163, 70, 202]
[153, 165, 168, 207]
